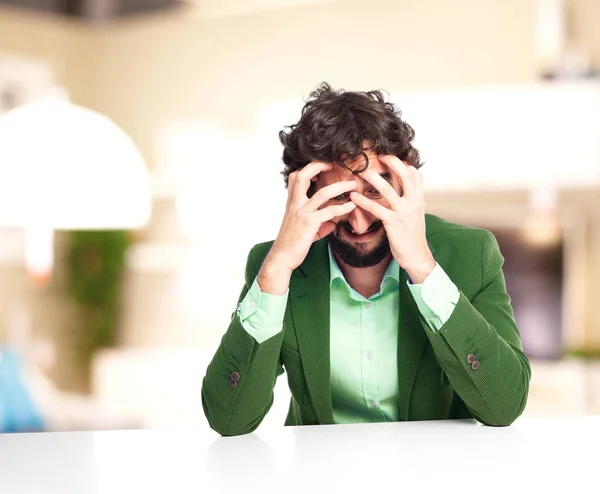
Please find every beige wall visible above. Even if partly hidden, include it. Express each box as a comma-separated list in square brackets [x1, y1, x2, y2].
[568, 0, 600, 72]
[83, 0, 538, 170]
[0, 0, 541, 179]
[0, 8, 94, 103]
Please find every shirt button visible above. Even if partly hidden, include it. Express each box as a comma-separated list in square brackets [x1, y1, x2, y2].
[248, 301, 257, 310]
[467, 354, 476, 364]
[230, 371, 240, 382]
[471, 360, 480, 371]
[366, 351, 373, 359]
[364, 302, 372, 308]
[370, 401, 377, 408]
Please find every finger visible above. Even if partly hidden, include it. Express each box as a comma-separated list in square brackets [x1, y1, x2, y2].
[304, 180, 357, 212]
[350, 192, 392, 222]
[292, 162, 333, 199]
[314, 221, 336, 241]
[402, 164, 424, 200]
[358, 168, 402, 207]
[286, 173, 297, 206]
[315, 201, 357, 223]
[411, 165, 424, 196]
[378, 155, 415, 198]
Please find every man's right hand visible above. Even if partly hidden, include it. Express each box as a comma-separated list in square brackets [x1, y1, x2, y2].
[257, 162, 357, 295]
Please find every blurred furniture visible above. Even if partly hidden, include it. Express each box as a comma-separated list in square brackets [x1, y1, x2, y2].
[0, 347, 44, 432]
[91, 348, 600, 429]
[0, 305, 143, 432]
[526, 358, 600, 417]
[0, 0, 181, 22]
[0, 414, 598, 493]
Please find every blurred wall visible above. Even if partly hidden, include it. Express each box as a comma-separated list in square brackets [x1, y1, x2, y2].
[0, 8, 93, 102]
[1, 0, 540, 164]
[568, 0, 600, 71]
[79, 0, 539, 166]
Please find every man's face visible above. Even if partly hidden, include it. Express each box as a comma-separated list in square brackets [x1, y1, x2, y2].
[312, 148, 403, 268]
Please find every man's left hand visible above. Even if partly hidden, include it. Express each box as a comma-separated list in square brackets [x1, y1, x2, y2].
[349, 154, 435, 284]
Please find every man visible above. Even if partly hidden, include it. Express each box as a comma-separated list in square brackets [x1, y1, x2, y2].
[202, 83, 531, 436]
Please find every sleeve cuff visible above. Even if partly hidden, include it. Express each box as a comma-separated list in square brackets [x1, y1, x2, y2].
[407, 263, 460, 331]
[238, 276, 289, 344]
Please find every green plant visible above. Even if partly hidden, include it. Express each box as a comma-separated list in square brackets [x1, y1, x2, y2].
[564, 348, 600, 359]
[65, 230, 130, 365]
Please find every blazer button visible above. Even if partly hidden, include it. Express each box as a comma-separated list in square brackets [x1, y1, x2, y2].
[228, 378, 238, 388]
[471, 360, 480, 370]
[230, 371, 240, 382]
[467, 354, 476, 364]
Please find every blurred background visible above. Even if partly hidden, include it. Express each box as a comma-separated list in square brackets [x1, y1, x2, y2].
[0, 0, 599, 433]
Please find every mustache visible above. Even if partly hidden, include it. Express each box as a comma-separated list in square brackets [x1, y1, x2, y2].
[335, 220, 384, 234]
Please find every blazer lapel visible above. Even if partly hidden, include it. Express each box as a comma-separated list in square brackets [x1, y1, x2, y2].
[396, 236, 437, 421]
[288, 239, 334, 425]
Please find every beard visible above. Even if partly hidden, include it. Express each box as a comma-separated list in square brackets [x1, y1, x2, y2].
[328, 220, 391, 268]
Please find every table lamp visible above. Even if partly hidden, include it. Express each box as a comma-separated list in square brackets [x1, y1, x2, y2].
[0, 89, 151, 285]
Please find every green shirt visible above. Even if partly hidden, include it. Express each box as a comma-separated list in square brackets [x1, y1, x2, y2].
[238, 245, 460, 424]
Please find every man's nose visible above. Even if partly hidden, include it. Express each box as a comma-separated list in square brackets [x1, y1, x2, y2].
[348, 206, 375, 235]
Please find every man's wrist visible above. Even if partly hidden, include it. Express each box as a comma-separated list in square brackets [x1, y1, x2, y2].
[257, 255, 293, 295]
[405, 255, 436, 285]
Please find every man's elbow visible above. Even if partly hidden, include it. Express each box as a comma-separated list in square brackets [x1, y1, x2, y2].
[202, 396, 260, 437]
[483, 383, 530, 427]
[206, 420, 246, 437]
[206, 416, 260, 437]
[480, 413, 520, 427]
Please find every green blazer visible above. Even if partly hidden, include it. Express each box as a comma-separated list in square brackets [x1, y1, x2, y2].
[202, 214, 531, 436]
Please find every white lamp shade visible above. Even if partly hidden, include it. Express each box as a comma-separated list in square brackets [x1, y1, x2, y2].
[0, 98, 151, 229]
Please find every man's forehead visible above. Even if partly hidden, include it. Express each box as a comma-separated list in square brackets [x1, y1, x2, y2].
[322, 157, 387, 180]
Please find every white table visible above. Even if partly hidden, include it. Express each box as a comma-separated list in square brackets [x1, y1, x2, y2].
[0, 415, 597, 494]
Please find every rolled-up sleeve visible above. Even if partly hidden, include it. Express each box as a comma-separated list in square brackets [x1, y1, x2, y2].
[407, 263, 460, 332]
[238, 276, 289, 344]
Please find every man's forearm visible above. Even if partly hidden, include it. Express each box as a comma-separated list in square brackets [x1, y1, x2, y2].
[424, 293, 531, 426]
[201, 246, 285, 436]
[201, 315, 284, 436]
[422, 231, 531, 426]
[239, 275, 289, 344]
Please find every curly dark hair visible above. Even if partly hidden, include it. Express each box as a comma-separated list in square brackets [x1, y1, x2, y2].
[279, 82, 423, 191]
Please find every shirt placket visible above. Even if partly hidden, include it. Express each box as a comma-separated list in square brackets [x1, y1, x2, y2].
[360, 298, 382, 421]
